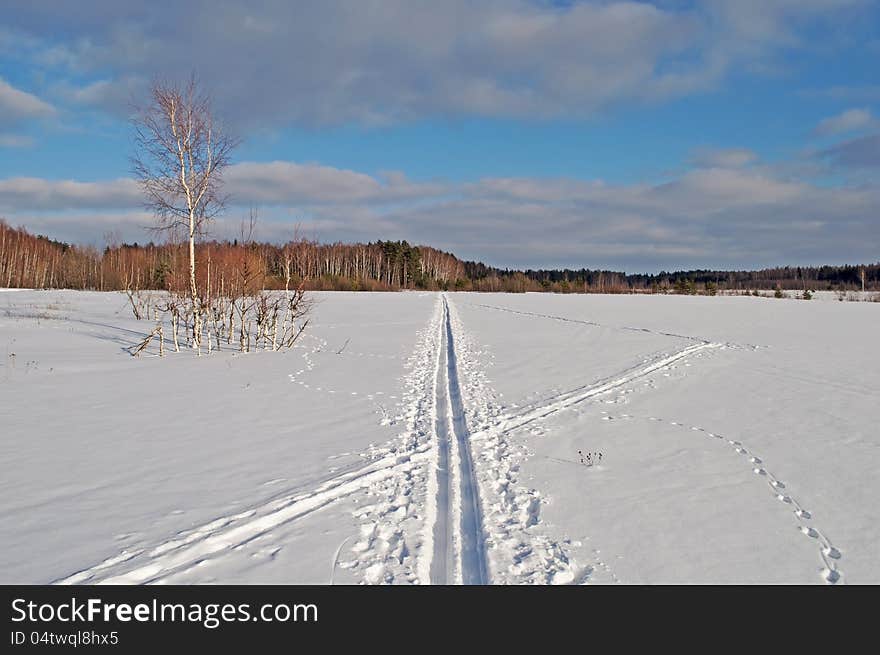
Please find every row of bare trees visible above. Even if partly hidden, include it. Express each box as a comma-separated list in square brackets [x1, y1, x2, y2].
[0, 222, 102, 289]
[0, 224, 466, 293]
[275, 238, 464, 286]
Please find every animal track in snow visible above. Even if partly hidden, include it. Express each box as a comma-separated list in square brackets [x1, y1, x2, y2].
[287, 334, 405, 420]
[597, 411, 844, 584]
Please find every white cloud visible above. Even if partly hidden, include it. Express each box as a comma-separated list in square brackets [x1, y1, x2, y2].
[0, 162, 447, 214]
[225, 161, 445, 205]
[815, 108, 875, 136]
[0, 77, 55, 127]
[0, 177, 140, 211]
[653, 167, 803, 209]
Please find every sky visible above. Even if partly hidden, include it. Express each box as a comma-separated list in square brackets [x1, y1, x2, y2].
[0, 0, 878, 273]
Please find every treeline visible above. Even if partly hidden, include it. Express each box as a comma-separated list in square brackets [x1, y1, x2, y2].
[0, 220, 464, 292]
[1, 221, 102, 290]
[1, 219, 877, 293]
[463, 263, 880, 293]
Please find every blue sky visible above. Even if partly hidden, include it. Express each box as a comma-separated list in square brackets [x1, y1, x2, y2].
[0, 0, 878, 272]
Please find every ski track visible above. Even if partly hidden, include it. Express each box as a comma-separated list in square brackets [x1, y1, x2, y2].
[344, 297, 446, 585]
[441, 296, 489, 584]
[56, 448, 432, 585]
[465, 301, 763, 350]
[469, 303, 838, 584]
[467, 341, 723, 445]
[593, 411, 844, 584]
[445, 297, 607, 585]
[429, 302, 452, 584]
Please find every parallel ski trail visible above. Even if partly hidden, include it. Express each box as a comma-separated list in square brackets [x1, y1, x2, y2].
[445, 296, 613, 585]
[56, 450, 431, 585]
[465, 301, 763, 350]
[444, 296, 489, 584]
[465, 301, 708, 344]
[429, 296, 488, 584]
[469, 341, 721, 444]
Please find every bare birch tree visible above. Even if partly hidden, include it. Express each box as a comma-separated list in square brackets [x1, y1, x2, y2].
[132, 75, 237, 349]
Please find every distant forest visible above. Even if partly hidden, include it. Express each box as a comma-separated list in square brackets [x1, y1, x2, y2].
[1, 220, 877, 294]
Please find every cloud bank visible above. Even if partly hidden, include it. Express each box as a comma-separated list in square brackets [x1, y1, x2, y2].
[1, 0, 867, 127]
[2, 158, 877, 272]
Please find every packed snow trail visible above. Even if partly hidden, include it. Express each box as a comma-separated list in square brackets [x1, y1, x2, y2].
[468, 341, 721, 444]
[429, 318, 452, 584]
[464, 300, 763, 350]
[429, 296, 488, 584]
[444, 296, 489, 584]
[443, 296, 606, 585]
[55, 450, 431, 585]
[465, 301, 710, 344]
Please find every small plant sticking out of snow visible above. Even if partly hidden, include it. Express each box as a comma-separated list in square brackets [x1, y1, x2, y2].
[802, 289, 813, 300]
[130, 325, 163, 357]
[124, 256, 312, 358]
[578, 450, 603, 467]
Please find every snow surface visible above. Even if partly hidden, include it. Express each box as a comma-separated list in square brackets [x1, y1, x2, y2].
[0, 290, 877, 584]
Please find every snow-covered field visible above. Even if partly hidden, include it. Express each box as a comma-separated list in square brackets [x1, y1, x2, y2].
[1, 289, 877, 584]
